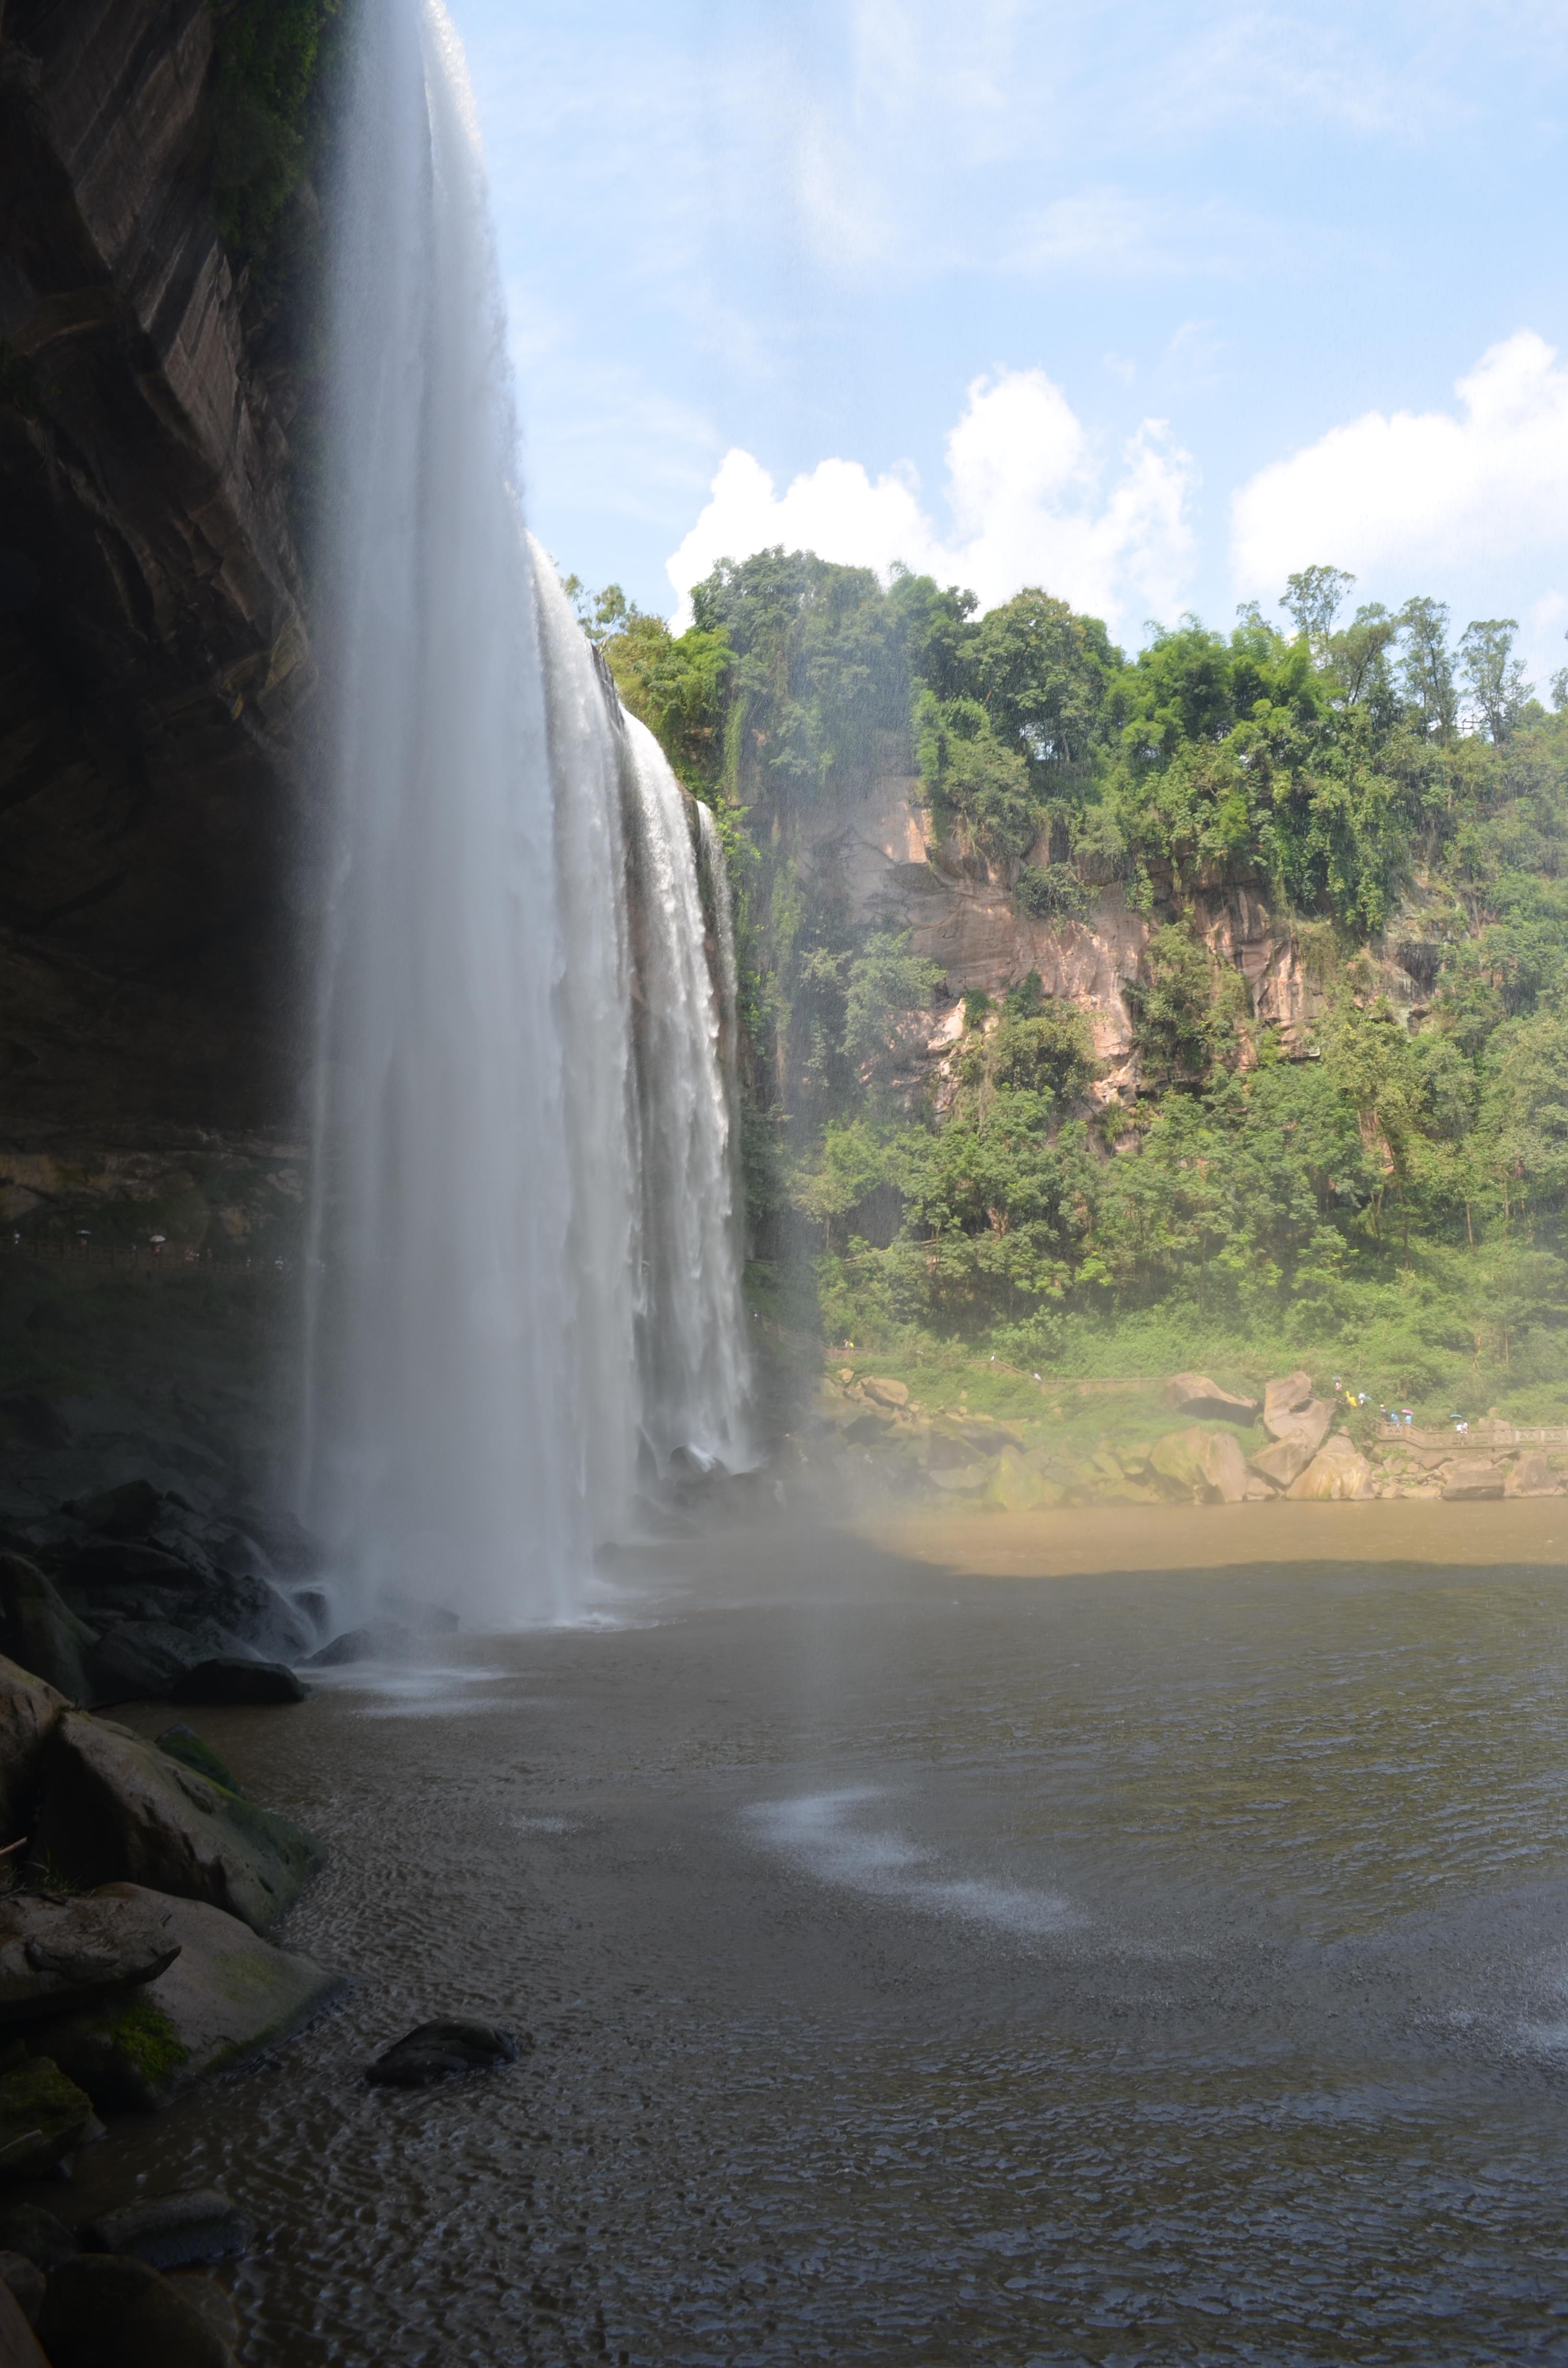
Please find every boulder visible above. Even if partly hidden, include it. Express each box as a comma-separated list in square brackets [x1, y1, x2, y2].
[1151, 1425, 1250, 1503]
[0, 2249, 44, 2325]
[0, 2203, 78, 2271]
[927, 1429, 987, 1473]
[927, 1465, 990, 1495]
[859, 1377, 910, 1409]
[1286, 1436, 1377, 1501]
[1441, 1459, 1507, 1501]
[307, 1626, 397, 1668]
[82, 2188, 246, 2271]
[0, 1558, 94, 1706]
[87, 1622, 213, 1706]
[50, 1542, 200, 1594]
[1252, 1397, 1335, 1484]
[1262, 1371, 1315, 1434]
[1162, 1374, 1261, 1425]
[0, 2048, 96, 2176]
[169, 1658, 307, 1708]
[63, 1481, 163, 1540]
[1505, 1451, 1560, 1497]
[38, 1887, 342, 2111]
[32, 1715, 323, 1933]
[0, 2278, 46, 2366]
[988, 1447, 1058, 1513]
[166, 2277, 242, 2355]
[154, 1728, 245, 1795]
[0, 1658, 68, 1848]
[0, 1887, 180, 2023]
[37, 2253, 234, 2368]
[956, 1416, 1023, 1452]
[367, 2019, 522, 2088]
[380, 1595, 460, 1638]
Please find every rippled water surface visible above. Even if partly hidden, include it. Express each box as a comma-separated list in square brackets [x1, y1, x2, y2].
[79, 1535, 1568, 2364]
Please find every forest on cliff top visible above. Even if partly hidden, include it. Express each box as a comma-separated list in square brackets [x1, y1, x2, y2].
[581, 555, 1568, 1423]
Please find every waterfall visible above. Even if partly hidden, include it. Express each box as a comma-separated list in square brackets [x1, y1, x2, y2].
[623, 726, 752, 1479]
[300, 0, 749, 1627]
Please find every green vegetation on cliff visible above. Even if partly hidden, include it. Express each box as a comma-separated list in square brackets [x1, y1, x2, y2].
[211, 0, 341, 282]
[585, 556, 1568, 1420]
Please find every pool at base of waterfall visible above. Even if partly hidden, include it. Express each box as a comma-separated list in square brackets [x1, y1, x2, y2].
[55, 1529, 1568, 2366]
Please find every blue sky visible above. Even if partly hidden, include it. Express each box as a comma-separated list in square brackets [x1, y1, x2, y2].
[445, 0, 1568, 678]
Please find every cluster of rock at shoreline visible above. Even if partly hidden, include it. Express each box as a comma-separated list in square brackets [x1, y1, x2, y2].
[0, 1645, 332, 2361]
[0, 1630, 523, 2361]
[0, 1479, 317, 1713]
[811, 1368, 1567, 1510]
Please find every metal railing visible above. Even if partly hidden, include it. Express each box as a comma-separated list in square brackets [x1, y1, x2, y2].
[1374, 1419, 1568, 1449]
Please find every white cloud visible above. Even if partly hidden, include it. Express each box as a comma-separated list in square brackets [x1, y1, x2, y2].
[1231, 332, 1568, 595]
[664, 369, 1195, 632]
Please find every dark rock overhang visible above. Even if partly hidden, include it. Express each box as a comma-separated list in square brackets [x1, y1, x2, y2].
[0, 0, 314, 1141]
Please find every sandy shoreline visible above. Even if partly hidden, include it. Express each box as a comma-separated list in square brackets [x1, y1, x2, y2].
[866, 1493, 1568, 1577]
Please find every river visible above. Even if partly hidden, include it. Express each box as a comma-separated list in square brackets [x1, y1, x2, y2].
[71, 1505, 1568, 2364]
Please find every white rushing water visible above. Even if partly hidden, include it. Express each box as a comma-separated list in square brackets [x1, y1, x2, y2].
[300, 0, 749, 1626]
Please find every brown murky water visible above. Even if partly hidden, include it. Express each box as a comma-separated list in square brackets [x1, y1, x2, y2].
[63, 1511, 1568, 2364]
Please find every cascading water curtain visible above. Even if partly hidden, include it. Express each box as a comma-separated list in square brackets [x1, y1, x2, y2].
[532, 548, 753, 1491]
[303, 0, 582, 1625]
[622, 724, 753, 1479]
[302, 0, 752, 1626]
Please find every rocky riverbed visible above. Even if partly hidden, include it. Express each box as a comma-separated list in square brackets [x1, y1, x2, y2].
[803, 1363, 1567, 1511]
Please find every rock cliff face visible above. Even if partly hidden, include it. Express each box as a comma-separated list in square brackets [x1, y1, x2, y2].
[0, 0, 311, 1195]
[802, 772, 1426, 1109]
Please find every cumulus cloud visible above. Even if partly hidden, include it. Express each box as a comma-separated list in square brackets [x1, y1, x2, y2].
[664, 369, 1195, 630]
[1231, 332, 1568, 597]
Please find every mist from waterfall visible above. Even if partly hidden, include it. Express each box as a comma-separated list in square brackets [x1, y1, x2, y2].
[300, 0, 749, 1626]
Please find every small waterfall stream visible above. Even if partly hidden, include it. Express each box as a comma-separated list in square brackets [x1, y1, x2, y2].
[300, 0, 749, 1624]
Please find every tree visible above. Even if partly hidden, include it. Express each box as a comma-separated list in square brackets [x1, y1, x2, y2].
[914, 691, 1035, 864]
[1281, 565, 1356, 654]
[600, 609, 732, 796]
[1127, 923, 1240, 1090]
[1326, 603, 1398, 712]
[842, 934, 943, 1073]
[987, 1003, 1098, 1106]
[1458, 617, 1532, 744]
[972, 588, 1120, 768]
[1396, 597, 1458, 742]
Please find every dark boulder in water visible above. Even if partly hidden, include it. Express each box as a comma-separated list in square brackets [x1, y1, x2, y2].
[155, 1725, 245, 1794]
[43, 1890, 340, 2111]
[0, 1887, 179, 2022]
[169, 1658, 307, 1707]
[307, 1625, 408, 1667]
[0, 2049, 97, 2175]
[0, 1555, 95, 1703]
[33, 1717, 322, 1932]
[0, 2201, 79, 2273]
[367, 2018, 523, 2088]
[37, 2250, 234, 2368]
[82, 2187, 247, 2271]
[87, 1622, 215, 1706]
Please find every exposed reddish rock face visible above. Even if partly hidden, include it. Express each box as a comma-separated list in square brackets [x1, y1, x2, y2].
[802, 772, 1426, 1108]
[0, 0, 312, 1147]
